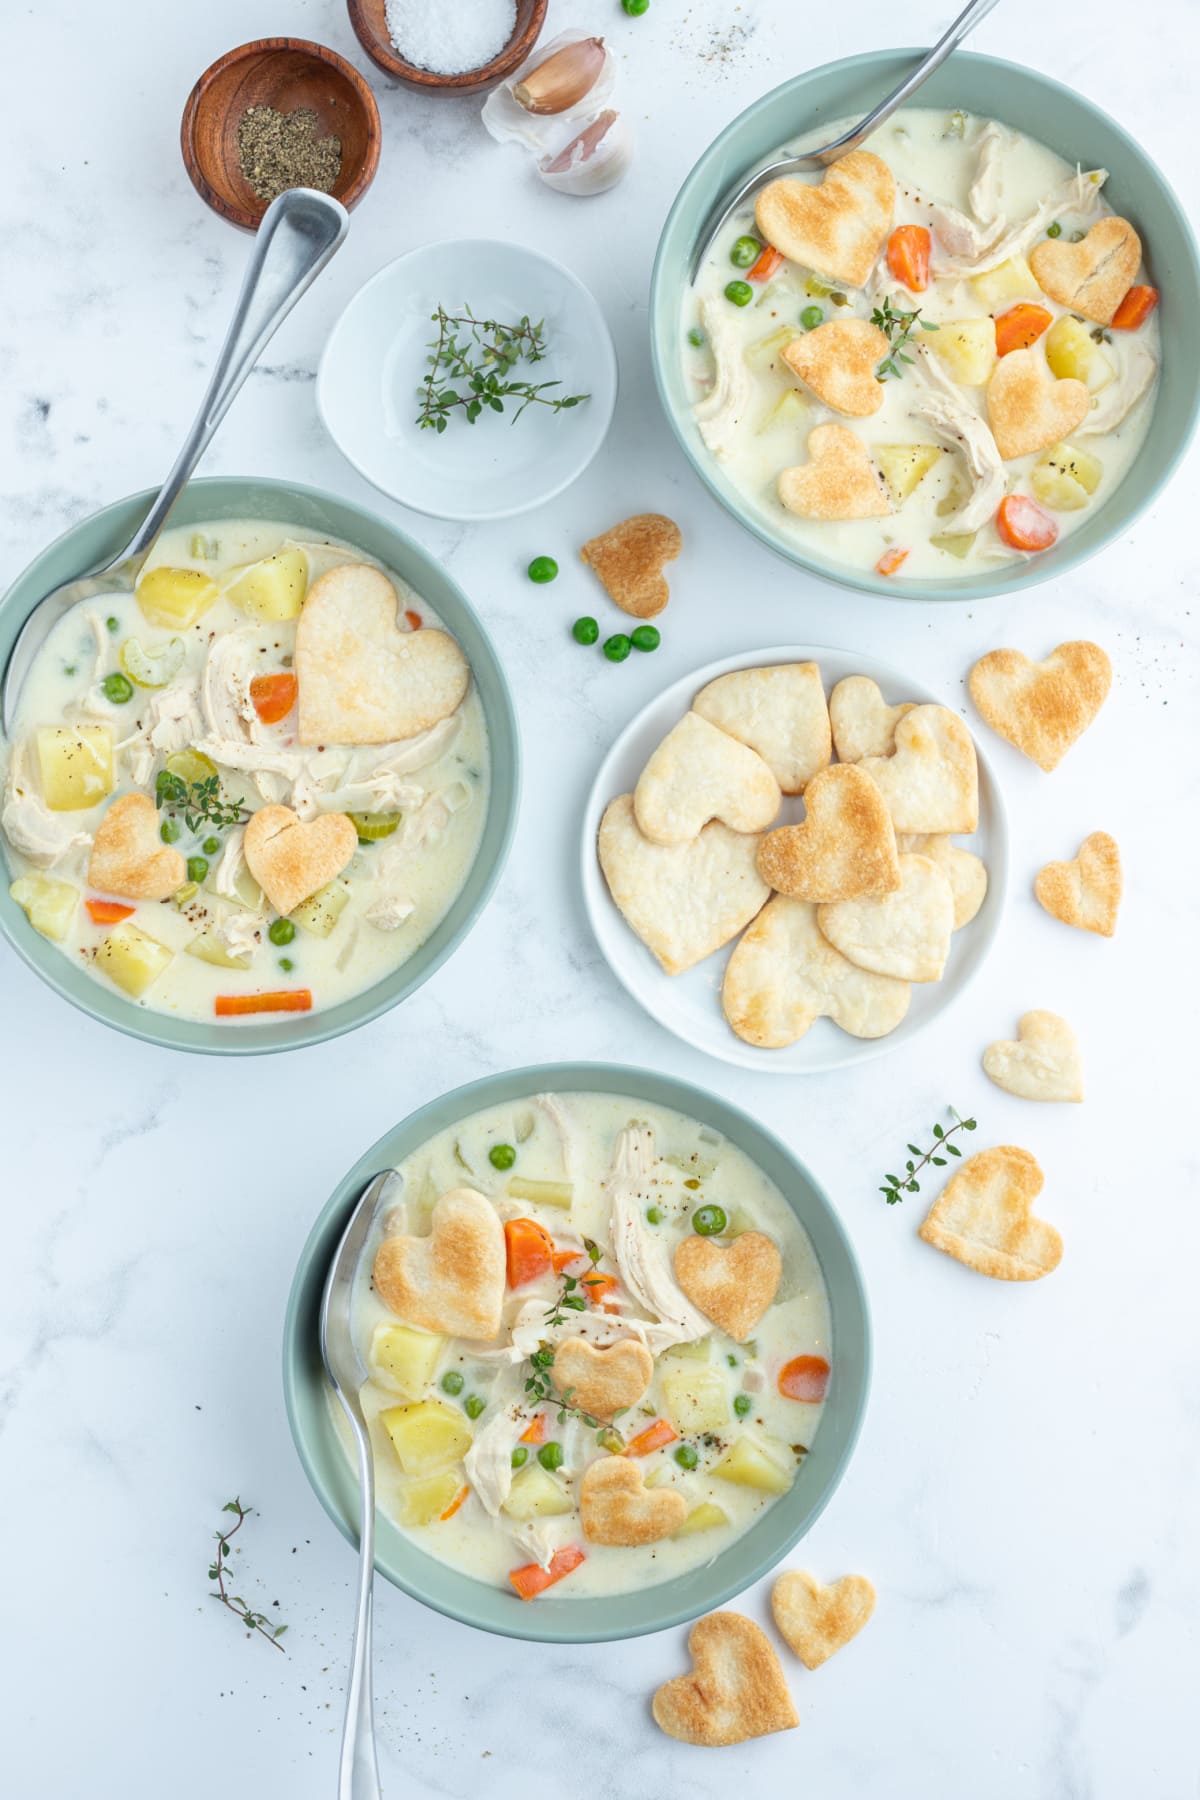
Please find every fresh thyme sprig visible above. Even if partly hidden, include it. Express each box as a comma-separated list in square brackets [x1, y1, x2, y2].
[872, 295, 941, 380]
[416, 305, 590, 433]
[880, 1107, 977, 1204]
[543, 1237, 602, 1329]
[208, 1500, 287, 1651]
[156, 771, 249, 834]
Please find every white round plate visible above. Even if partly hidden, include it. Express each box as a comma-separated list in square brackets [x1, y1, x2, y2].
[317, 239, 617, 521]
[581, 645, 1009, 1074]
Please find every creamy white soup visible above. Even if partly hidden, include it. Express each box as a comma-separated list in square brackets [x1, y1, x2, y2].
[685, 107, 1161, 580]
[1, 521, 489, 1022]
[346, 1091, 832, 1600]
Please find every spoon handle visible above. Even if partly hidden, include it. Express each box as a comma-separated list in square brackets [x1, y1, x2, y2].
[122, 188, 348, 563]
[338, 1406, 383, 1800]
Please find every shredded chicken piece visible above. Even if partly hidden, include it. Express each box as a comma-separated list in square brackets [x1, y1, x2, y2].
[1, 737, 92, 868]
[608, 1126, 711, 1344]
[363, 716, 461, 776]
[533, 1093, 576, 1182]
[211, 907, 265, 962]
[323, 775, 425, 817]
[212, 827, 247, 901]
[192, 737, 308, 781]
[967, 121, 1009, 229]
[909, 342, 1007, 535]
[933, 166, 1108, 276]
[694, 295, 753, 461]
[909, 192, 1007, 265]
[201, 628, 260, 742]
[116, 680, 204, 786]
[88, 612, 113, 683]
[462, 1369, 531, 1519]
[742, 1367, 765, 1394]
[400, 793, 449, 849]
[510, 1520, 561, 1570]
[1077, 341, 1157, 436]
[365, 888, 415, 931]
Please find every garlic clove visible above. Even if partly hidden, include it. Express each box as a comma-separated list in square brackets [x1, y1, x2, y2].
[481, 30, 617, 156]
[538, 111, 632, 197]
[513, 36, 607, 115]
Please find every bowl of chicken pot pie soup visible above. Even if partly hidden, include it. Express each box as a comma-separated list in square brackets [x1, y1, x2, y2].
[652, 52, 1200, 598]
[0, 478, 518, 1052]
[283, 1066, 870, 1643]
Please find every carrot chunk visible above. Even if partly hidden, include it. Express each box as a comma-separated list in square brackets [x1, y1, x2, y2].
[582, 1271, 618, 1308]
[625, 1418, 678, 1457]
[1111, 284, 1159, 330]
[214, 989, 313, 1016]
[875, 547, 909, 577]
[85, 898, 134, 925]
[994, 302, 1053, 356]
[504, 1218, 555, 1288]
[249, 671, 298, 725]
[778, 1355, 831, 1402]
[551, 1248, 583, 1273]
[519, 1414, 547, 1446]
[509, 1545, 586, 1601]
[439, 1484, 469, 1521]
[404, 609, 423, 630]
[886, 225, 931, 292]
[748, 244, 784, 283]
[996, 494, 1058, 553]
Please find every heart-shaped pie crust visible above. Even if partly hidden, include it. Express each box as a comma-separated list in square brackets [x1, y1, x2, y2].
[778, 424, 892, 521]
[551, 1335, 653, 1420]
[783, 318, 889, 417]
[373, 1187, 505, 1339]
[295, 563, 470, 746]
[633, 712, 781, 846]
[896, 835, 988, 930]
[580, 513, 681, 619]
[818, 852, 955, 983]
[723, 895, 911, 1047]
[674, 1232, 781, 1341]
[829, 675, 915, 762]
[598, 794, 770, 975]
[580, 1456, 687, 1547]
[693, 662, 831, 794]
[983, 1010, 1083, 1103]
[87, 793, 186, 900]
[969, 641, 1111, 771]
[919, 1145, 1062, 1281]
[755, 150, 895, 288]
[1029, 216, 1142, 325]
[652, 1612, 799, 1746]
[858, 705, 979, 834]
[986, 348, 1089, 460]
[771, 1571, 877, 1669]
[243, 803, 357, 916]
[1035, 831, 1121, 936]
[757, 764, 900, 903]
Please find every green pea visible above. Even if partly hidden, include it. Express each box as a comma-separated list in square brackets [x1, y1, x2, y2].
[622, 0, 649, 13]
[630, 625, 660, 652]
[572, 615, 599, 645]
[186, 856, 209, 884]
[729, 235, 761, 270]
[645, 1205, 663, 1225]
[603, 633, 632, 663]
[160, 818, 181, 844]
[734, 1393, 752, 1418]
[102, 672, 134, 704]
[800, 304, 824, 331]
[511, 1445, 529, 1469]
[528, 555, 558, 584]
[727, 1354, 738, 1368]
[279, 957, 294, 973]
[441, 1371, 464, 1396]
[1046, 221, 1063, 238]
[464, 1394, 485, 1420]
[692, 1204, 727, 1237]
[674, 1444, 699, 1470]
[106, 616, 120, 633]
[538, 1441, 564, 1472]
[64, 665, 77, 677]
[489, 1143, 516, 1171]
[725, 279, 753, 307]
[202, 836, 221, 857]
[687, 326, 705, 347]
[269, 917, 295, 947]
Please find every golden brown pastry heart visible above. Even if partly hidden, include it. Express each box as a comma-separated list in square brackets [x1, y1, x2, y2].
[580, 514, 681, 619]
[652, 1612, 799, 1746]
[755, 151, 896, 288]
[551, 1335, 653, 1421]
[373, 1187, 505, 1339]
[757, 763, 900, 902]
[778, 424, 892, 521]
[771, 1571, 877, 1669]
[783, 318, 889, 417]
[968, 641, 1111, 771]
[1034, 831, 1121, 936]
[1029, 216, 1142, 324]
[87, 793, 186, 900]
[986, 348, 1090, 460]
[673, 1232, 782, 1341]
[918, 1146, 1062, 1281]
[243, 803, 357, 916]
[579, 1456, 688, 1546]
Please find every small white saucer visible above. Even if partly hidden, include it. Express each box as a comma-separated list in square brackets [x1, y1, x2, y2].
[317, 239, 617, 521]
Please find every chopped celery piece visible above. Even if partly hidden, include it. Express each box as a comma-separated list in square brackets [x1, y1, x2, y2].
[172, 882, 200, 908]
[189, 532, 217, 560]
[804, 276, 832, 297]
[348, 811, 401, 842]
[120, 636, 185, 689]
[164, 747, 218, 786]
[506, 1177, 573, 1209]
[453, 1140, 475, 1173]
[514, 1110, 535, 1144]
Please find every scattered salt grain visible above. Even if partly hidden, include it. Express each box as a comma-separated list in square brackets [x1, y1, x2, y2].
[384, 0, 517, 76]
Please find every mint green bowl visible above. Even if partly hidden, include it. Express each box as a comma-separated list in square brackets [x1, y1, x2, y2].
[651, 50, 1200, 601]
[282, 1063, 871, 1644]
[0, 477, 520, 1054]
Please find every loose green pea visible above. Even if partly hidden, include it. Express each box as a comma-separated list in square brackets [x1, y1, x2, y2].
[725, 279, 753, 307]
[279, 957, 295, 973]
[733, 1393, 752, 1418]
[630, 624, 660, 652]
[489, 1143, 516, 1171]
[511, 1445, 529, 1469]
[202, 836, 220, 857]
[441, 1371, 464, 1396]
[603, 633, 632, 663]
[800, 304, 824, 331]
[160, 818, 181, 844]
[464, 1394, 485, 1420]
[106, 616, 120, 633]
[674, 1443, 699, 1470]
[1046, 221, 1063, 238]
[102, 672, 134, 704]
[269, 917, 295, 947]
[687, 326, 705, 347]
[528, 555, 558, 584]
[538, 1441, 564, 1472]
[186, 856, 209, 884]
[692, 1204, 727, 1236]
[622, 0, 649, 14]
[729, 235, 761, 269]
[572, 615, 599, 645]
[645, 1205, 663, 1225]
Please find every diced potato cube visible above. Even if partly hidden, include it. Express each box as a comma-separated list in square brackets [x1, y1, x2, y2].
[930, 532, 977, 558]
[370, 1324, 445, 1400]
[94, 921, 174, 997]
[971, 256, 1040, 309]
[1030, 440, 1103, 514]
[136, 565, 219, 629]
[396, 1471, 462, 1527]
[755, 389, 810, 436]
[713, 1434, 793, 1495]
[662, 1368, 730, 1434]
[672, 1502, 730, 1538]
[929, 318, 996, 386]
[380, 1400, 472, 1475]
[36, 725, 114, 811]
[290, 880, 351, 938]
[1044, 316, 1113, 392]
[185, 933, 253, 969]
[502, 1463, 573, 1521]
[10, 874, 78, 941]
[225, 549, 308, 622]
[874, 443, 944, 503]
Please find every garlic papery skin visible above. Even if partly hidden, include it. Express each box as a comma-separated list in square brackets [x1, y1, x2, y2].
[538, 110, 632, 196]
[513, 36, 607, 114]
[482, 30, 617, 156]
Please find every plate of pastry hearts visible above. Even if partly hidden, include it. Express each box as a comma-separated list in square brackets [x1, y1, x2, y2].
[582, 645, 1008, 1072]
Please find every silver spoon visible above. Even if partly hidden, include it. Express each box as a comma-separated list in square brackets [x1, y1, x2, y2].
[1, 186, 348, 734]
[688, 0, 1002, 280]
[320, 1169, 397, 1800]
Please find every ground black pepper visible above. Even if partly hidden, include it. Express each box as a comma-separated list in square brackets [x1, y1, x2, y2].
[236, 105, 343, 202]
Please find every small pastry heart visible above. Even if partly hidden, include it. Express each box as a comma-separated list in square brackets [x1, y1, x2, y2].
[771, 1571, 877, 1669]
[87, 793, 186, 900]
[580, 1456, 687, 1547]
[983, 1010, 1083, 1103]
[580, 513, 681, 619]
[818, 852, 955, 983]
[986, 347, 1090, 460]
[969, 640, 1111, 771]
[652, 1611, 799, 1746]
[1029, 216, 1142, 324]
[633, 711, 781, 846]
[723, 895, 910, 1047]
[551, 1335, 653, 1421]
[919, 1145, 1062, 1281]
[243, 804, 357, 916]
[858, 704, 979, 834]
[373, 1187, 505, 1339]
[778, 424, 892, 521]
[693, 662, 831, 794]
[829, 675, 915, 762]
[295, 563, 470, 746]
[674, 1231, 782, 1341]
[896, 835, 988, 930]
[783, 319, 889, 417]
[757, 764, 900, 903]
[1035, 831, 1121, 936]
[755, 150, 896, 288]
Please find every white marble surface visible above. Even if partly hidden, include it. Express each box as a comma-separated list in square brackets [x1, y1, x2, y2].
[2, 1, 1198, 1794]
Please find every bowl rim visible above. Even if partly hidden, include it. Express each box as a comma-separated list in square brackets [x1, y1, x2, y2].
[281, 1060, 872, 1643]
[316, 237, 620, 521]
[346, 0, 548, 92]
[0, 475, 521, 1056]
[649, 47, 1200, 603]
[180, 35, 383, 231]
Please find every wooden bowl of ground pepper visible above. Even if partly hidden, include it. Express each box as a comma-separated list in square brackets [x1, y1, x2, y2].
[182, 39, 381, 230]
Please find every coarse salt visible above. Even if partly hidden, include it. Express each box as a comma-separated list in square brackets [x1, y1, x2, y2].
[384, 0, 517, 76]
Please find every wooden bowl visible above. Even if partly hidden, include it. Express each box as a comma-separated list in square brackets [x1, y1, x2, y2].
[347, 0, 547, 96]
[181, 38, 381, 231]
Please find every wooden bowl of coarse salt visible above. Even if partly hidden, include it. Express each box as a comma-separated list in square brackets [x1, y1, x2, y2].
[347, 0, 547, 95]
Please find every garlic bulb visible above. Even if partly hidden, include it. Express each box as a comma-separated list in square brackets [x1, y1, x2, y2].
[538, 110, 631, 197]
[513, 36, 607, 115]
[482, 29, 630, 197]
